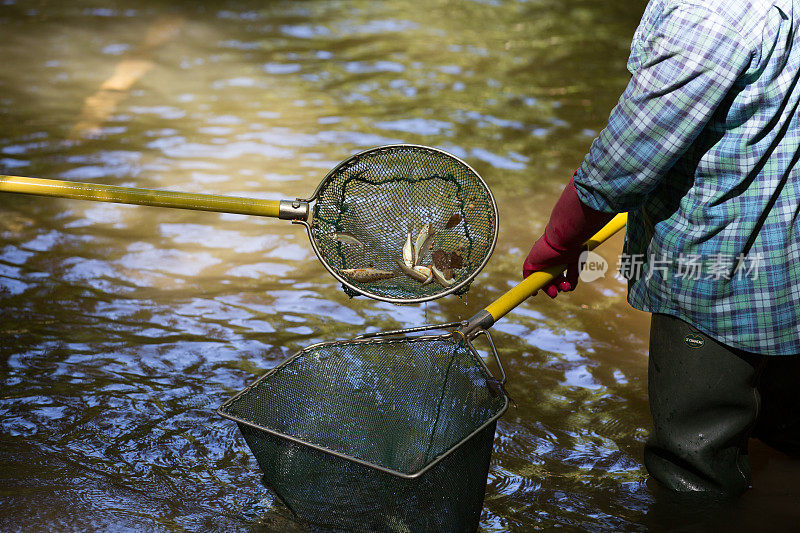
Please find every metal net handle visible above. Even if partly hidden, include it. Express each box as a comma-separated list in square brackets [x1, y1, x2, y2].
[468, 329, 506, 384]
[356, 322, 507, 385]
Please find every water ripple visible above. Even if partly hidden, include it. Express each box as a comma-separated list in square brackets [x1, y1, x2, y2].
[0, 0, 658, 530]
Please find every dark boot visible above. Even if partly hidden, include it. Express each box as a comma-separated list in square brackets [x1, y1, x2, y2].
[644, 313, 765, 495]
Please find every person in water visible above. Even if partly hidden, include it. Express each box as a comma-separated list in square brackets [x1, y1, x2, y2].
[524, 0, 800, 494]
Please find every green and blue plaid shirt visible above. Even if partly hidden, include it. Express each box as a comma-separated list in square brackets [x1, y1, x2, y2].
[573, 0, 800, 355]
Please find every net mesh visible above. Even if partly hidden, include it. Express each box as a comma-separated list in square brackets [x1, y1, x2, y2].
[220, 335, 507, 532]
[309, 146, 497, 301]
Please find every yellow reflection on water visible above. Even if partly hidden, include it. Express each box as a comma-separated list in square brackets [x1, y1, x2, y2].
[71, 14, 184, 139]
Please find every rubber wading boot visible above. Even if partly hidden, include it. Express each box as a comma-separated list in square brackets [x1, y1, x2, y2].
[644, 313, 765, 495]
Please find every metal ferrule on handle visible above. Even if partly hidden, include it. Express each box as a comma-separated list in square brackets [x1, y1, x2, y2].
[459, 213, 628, 337]
[0, 175, 309, 220]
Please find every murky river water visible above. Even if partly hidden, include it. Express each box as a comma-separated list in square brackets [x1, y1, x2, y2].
[2, 1, 799, 531]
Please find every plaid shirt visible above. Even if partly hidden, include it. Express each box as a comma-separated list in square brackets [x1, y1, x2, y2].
[573, 0, 800, 355]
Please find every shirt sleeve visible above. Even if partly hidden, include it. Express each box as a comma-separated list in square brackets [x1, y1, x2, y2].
[573, 3, 753, 213]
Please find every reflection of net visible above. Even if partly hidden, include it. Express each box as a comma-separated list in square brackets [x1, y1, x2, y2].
[221, 335, 506, 532]
[309, 146, 496, 301]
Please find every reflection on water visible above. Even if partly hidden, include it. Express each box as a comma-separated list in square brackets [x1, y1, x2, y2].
[3, 0, 792, 531]
[71, 14, 185, 139]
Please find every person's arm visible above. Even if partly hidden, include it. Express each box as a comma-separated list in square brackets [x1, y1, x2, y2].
[524, 4, 753, 296]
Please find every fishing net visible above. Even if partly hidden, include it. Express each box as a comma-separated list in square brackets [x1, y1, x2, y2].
[307, 145, 498, 303]
[218, 332, 508, 532]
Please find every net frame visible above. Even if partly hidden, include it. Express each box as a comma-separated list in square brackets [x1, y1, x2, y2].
[291, 144, 499, 304]
[217, 322, 509, 480]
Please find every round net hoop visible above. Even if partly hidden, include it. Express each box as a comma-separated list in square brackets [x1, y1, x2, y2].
[306, 145, 498, 303]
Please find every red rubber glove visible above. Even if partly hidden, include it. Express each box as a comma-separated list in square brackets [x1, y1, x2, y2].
[523, 175, 615, 298]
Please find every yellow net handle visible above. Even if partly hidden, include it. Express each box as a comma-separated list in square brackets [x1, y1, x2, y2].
[484, 213, 628, 321]
[0, 175, 283, 218]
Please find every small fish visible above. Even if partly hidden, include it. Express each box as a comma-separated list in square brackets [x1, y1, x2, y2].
[395, 258, 429, 283]
[329, 232, 365, 247]
[444, 213, 462, 229]
[341, 268, 397, 283]
[417, 233, 435, 265]
[413, 265, 432, 276]
[414, 265, 434, 286]
[431, 265, 455, 287]
[414, 223, 435, 265]
[402, 228, 414, 268]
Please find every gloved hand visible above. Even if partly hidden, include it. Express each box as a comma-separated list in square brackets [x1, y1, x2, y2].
[523, 174, 615, 298]
[523, 233, 586, 298]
